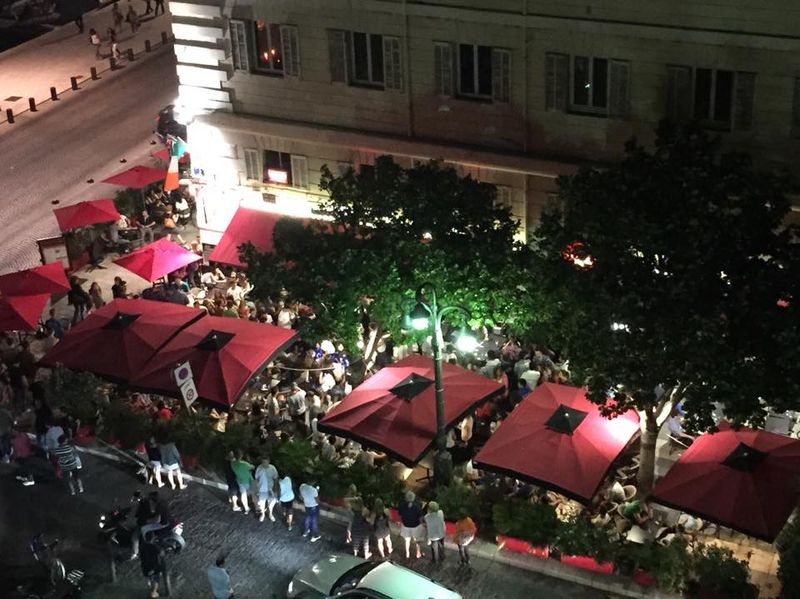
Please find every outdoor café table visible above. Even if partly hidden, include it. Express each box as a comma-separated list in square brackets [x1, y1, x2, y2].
[626, 525, 652, 544]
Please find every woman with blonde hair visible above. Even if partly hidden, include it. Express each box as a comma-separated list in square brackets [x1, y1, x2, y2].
[424, 501, 446, 564]
[371, 498, 393, 558]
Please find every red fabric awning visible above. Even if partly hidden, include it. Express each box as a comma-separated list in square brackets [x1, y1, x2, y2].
[652, 423, 800, 541]
[113, 238, 202, 282]
[318, 354, 504, 465]
[0, 294, 50, 331]
[102, 165, 165, 189]
[208, 207, 285, 268]
[132, 316, 297, 408]
[0, 263, 70, 296]
[53, 199, 121, 232]
[41, 299, 204, 382]
[474, 383, 640, 503]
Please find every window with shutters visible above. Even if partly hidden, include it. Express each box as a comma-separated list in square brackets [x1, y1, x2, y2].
[328, 30, 348, 83]
[254, 21, 283, 74]
[243, 148, 261, 181]
[352, 32, 384, 86]
[434, 42, 453, 96]
[383, 36, 403, 91]
[290, 155, 309, 189]
[458, 44, 492, 99]
[666, 66, 755, 131]
[229, 20, 249, 72]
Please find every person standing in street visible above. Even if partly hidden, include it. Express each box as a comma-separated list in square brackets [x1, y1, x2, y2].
[231, 450, 254, 514]
[254, 456, 278, 523]
[126, 3, 140, 34]
[424, 501, 446, 565]
[370, 498, 393, 558]
[142, 0, 153, 15]
[51, 435, 83, 495]
[88, 28, 102, 60]
[112, 2, 124, 32]
[207, 555, 234, 599]
[139, 513, 165, 598]
[106, 29, 121, 61]
[398, 491, 423, 560]
[158, 437, 187, 490]
[278, 473, 295, 531]
[154, 0, 165, 16]
[454, 508, 477, 567]
[299, 478, 321, 542]
[67, 276, 90, 325]
[224, 452, 241, 512]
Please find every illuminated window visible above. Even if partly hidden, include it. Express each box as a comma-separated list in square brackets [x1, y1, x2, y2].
[254, 21, 283, 73]
[264, 151, 292, 185]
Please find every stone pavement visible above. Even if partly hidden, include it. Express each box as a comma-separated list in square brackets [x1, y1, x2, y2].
[0, 450, 612, 599]
[0, 2, 173, 122]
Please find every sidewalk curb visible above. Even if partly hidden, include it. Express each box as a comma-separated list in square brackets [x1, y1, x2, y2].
[76, 443, 680, 599]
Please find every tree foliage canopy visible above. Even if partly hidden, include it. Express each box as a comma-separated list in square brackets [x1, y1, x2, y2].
[244, 156, 544, 352]
[533, 124, 800, 431]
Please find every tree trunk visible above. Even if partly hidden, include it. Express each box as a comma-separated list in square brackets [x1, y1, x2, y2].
[637, 409, 659, 494]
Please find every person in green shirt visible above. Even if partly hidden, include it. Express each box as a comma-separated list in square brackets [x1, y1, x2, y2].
[231, 450, 254, 514]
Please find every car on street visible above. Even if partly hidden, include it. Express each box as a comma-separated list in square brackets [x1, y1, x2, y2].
[287, 554, 462, 599]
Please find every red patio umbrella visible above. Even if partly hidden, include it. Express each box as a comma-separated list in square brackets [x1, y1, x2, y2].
[0, 294, 50, 331]
[113, 237, 202, 282]
[473, 383, 640, 503]
[132, 316, 297, 408]
[41, 299, 204, 382]
[652, 423, 800, 541]
[208, 207, 283, 268]
[102, 165, 166, 189]
[0, 263, 70, 296]
[53, 199, 121, 233]
[318, 354, 504, 465]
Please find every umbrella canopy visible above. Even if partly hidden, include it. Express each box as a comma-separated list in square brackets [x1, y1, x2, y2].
[102, 165, 165, 189]
[652, 423, 800, 541]
[318, 354, 504, 465]
[132, 316, 297, 408]
[41, 299, 204, 382]
[0, 294, 50, 331]
[113, 237, 202, 282]
[474, 383, 640, 503]
[208, 207, 284, 268]
[0, 263, 70, 296]
[53, 199, 121, 232]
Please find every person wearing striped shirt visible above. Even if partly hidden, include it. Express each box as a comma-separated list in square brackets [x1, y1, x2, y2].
[51, 435, 83, 495]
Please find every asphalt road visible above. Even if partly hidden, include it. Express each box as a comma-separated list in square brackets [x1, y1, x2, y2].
[0, 49, 178, 273]
[0, 452, 607, 599]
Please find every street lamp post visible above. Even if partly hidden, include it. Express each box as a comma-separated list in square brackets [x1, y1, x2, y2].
[410, 282, 476, 486]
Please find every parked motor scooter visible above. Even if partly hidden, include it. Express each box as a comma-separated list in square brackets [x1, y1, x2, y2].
[0, 534, 83, 598]
[98, 491, 141, 545]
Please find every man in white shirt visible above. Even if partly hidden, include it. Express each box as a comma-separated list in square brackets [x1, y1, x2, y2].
[255, 457, 279, 523]
[299, 480, 320, 542]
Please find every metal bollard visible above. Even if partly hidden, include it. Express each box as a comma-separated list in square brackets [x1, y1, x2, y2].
[28, 98, 37, 112]
[110, 57, 118, 70]
[126, 48, 135, 61]
[50, 86, 59, 101]
[145, 39, 152, 52]
[161, 31, 168, 44]
[70, 76, 79, 90]
[6, 109, 14, 124]
[90, 67, 99, 80]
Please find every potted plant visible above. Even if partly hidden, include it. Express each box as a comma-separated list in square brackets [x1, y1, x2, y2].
[552, 516, 618, 573]
[44, 366, 106, 436]
[687, 544, 757, 598]
[102, 401, 152, 450]
[492, 500, 559, 557]
[171, 412, 213, 469]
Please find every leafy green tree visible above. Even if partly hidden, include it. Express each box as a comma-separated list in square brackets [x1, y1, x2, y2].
[533, 123, 800, 492]
[244, 157, 545, 357]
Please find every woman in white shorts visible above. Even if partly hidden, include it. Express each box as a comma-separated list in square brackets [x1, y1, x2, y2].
[158, 439, 187, 490]
[145, 438, 163, 487]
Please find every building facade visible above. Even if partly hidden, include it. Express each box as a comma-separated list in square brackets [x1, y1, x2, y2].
[171, 0, 800, 243]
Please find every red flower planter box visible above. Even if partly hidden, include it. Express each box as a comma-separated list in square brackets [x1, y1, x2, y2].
[182, 454, 199, 469]
[559, 555, 614, 575]
[633, 569, 656, 587]
[389, 508, 401, 523]
[496, 535, 550, 559]
[74, 426, 94, 447]
[445, 521, 457, 536]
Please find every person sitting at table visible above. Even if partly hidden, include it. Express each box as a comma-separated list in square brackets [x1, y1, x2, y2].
[621, 499, 652, 525]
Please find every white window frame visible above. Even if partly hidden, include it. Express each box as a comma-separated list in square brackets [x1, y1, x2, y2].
[458, 43, 492, 100]
[693, 67, 734, 128]
[253, 21, 284, 75]
[229, 20, 250, 72]
[351, 32, 384, 86]
[570, 56, 609, 115]
[280, 24, 301, 77]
